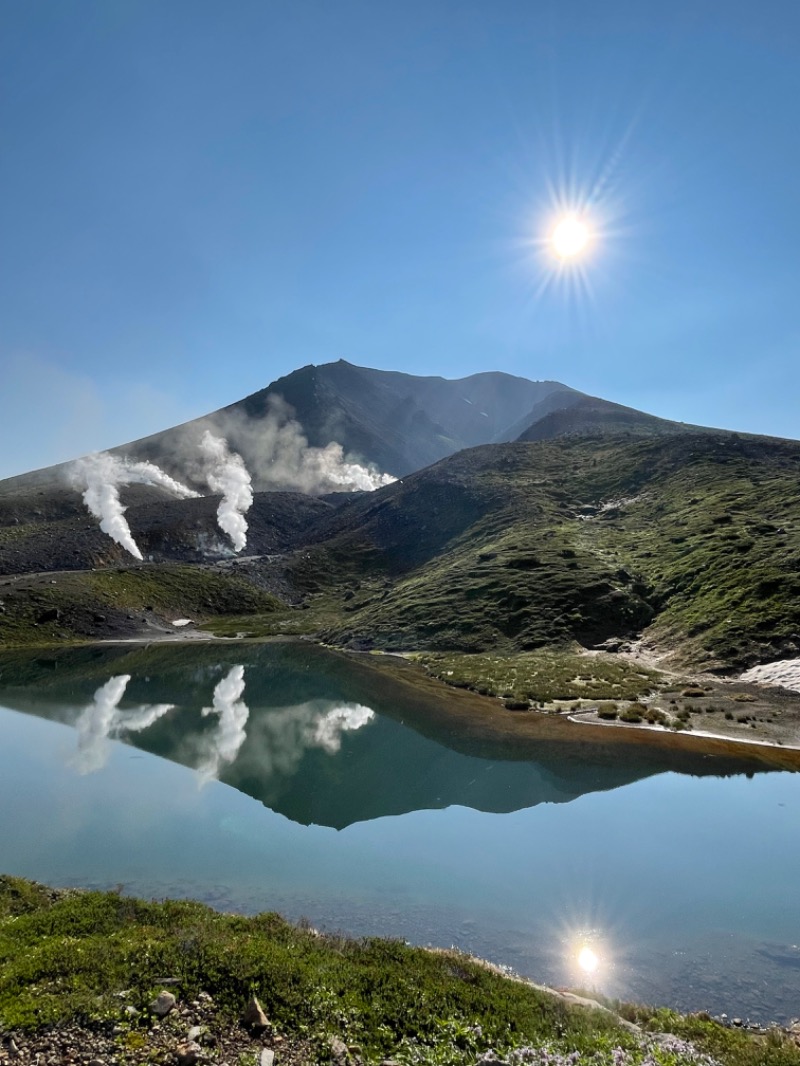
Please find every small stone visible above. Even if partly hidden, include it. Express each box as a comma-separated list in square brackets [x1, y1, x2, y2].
[176, 1041, 203, 1066]
[124, 1005, 140, 1017]
[198, 992, 213, 1002]
[88, 1060, 105, 1066]
[328, 1036, 349, 1062]
[150, 990, 177, 1017]
[242, 996, 269, 1032]
[260, 1051, 275, 1066]
[188, 1026, 204, 1042]
[732, 1018, 743, 1027]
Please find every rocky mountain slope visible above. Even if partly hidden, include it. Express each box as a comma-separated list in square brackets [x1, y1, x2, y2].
[0, 360, 690, 495]
[2, 360, 797, 674]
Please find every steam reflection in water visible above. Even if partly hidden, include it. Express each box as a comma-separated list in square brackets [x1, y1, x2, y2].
[66, 665, 377, 789]
[196, 666, 250, 785]
[72, 675, 174, 774]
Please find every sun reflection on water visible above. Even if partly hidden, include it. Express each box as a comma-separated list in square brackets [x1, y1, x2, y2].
[578, 945, 600, 974]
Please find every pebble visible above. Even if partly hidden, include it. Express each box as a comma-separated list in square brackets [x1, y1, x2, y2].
[242, 996, 269, 1033]
[0, 995, 314, 1066]
[176, 1040, 204, 1066]
[150, 991, 177, 1018]
[328, 1036, 349, 1062]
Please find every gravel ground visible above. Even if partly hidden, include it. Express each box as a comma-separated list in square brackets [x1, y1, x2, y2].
[0, 990, 328, 1066]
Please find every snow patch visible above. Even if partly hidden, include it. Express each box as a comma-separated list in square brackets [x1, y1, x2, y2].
[739, 659, 800, 693]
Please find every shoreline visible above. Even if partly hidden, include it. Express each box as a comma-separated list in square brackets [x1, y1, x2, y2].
[2, 631, 800, 769]
[2, 874, 799, 1066]
[340, 646, 800, 770]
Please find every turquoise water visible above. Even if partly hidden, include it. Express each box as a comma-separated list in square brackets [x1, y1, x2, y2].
[0, 642, 798, 1022]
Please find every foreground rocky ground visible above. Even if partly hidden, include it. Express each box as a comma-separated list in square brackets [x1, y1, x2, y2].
[2, 979, 800, 1066]
[0, 989, 318, 1066]
[2, 879, 800, 1066]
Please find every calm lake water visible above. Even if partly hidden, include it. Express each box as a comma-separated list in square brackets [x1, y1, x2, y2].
[0, 642, 798, 1022]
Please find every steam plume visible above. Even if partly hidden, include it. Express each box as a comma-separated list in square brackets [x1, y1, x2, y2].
[209, 397, 396, 494]
[301, 442, 395, 492]
[198, 431, 253, 552]
[76, 455, 144, 560]
[70, 452, 199, 560]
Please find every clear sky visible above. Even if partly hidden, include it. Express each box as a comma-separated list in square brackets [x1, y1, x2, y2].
[2, 0, 799, 478]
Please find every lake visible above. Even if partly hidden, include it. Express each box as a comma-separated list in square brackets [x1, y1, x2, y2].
[0, 641, 798, 1023]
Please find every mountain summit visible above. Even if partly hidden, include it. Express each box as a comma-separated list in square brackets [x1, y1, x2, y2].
[1, 360, 687, 494]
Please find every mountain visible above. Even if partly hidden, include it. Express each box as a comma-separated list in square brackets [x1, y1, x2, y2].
[3, 360, 798, 674]
[283, 430, 800, 670]
[515, 393, 691, 441]
[0, 360, 688, 495]
[238, 360, 580, 475]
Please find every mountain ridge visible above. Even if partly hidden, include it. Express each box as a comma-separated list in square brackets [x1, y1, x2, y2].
[3, 361, 800, 680]
[1, 359, 697, 494]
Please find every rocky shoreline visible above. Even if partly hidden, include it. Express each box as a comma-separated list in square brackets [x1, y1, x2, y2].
[2, 877, 800, 1066]
[2, 976, 799, 1066]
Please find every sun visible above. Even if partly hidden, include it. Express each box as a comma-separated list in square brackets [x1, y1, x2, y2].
[577, 946, 599, 974]
[551, 215, 591, 260]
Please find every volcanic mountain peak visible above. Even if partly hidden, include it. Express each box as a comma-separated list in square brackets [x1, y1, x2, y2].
[0, 359, 688, 497]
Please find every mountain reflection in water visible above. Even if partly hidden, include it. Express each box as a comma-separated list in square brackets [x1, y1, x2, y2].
[0, 642, 776, 829]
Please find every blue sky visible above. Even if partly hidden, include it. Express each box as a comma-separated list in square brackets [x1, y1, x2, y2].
[2, 0, 799, 478]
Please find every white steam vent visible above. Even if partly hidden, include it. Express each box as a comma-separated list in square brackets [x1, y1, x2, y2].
[70, 453, 199, 560]
[68, 404, 395, 559]
[198, 431, 253, 553]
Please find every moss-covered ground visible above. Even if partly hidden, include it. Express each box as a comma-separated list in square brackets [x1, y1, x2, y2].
[412, 650, 663, 704]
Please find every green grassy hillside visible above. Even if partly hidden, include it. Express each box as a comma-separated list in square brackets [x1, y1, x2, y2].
[288, 432, 800, 670]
